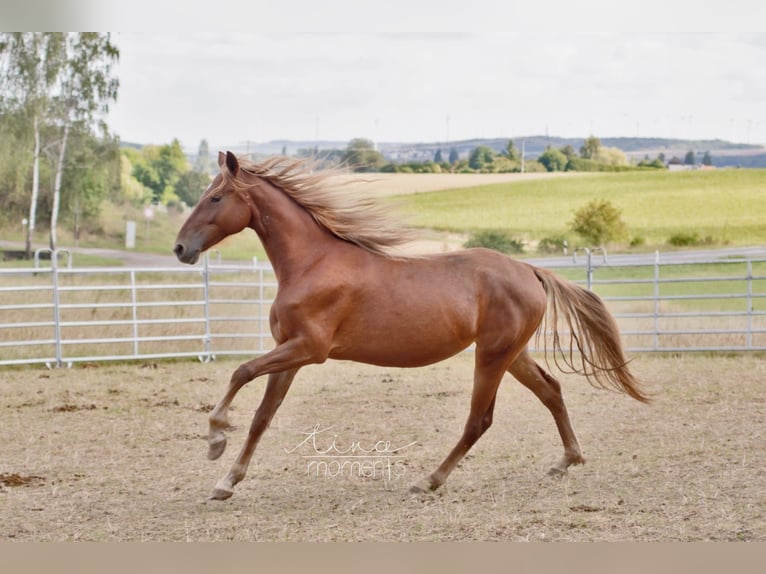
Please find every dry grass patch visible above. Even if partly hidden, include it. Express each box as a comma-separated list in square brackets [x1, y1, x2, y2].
[0, 354, 764, 541]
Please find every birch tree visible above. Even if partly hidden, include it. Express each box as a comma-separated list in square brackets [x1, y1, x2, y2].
[0, 32, 118, 252]
[0, 33, 65, 256]
[48, 33, 119, 250]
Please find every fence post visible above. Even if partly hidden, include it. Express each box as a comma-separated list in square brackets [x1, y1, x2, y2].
[50, 249, 63, 368]
[573, 248, 592, 290]
[573, 247, 606, 291]
[258, 264, 265, 353]
[200, 254, 213, 362]
[653, 250, 660, 351]
[130, 270, 139, 357]
[746, 260, 753, 349]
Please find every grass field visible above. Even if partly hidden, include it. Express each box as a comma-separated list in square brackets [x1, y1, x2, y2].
[397, 169, 766, 248]
[3, 168, 763, 267]
[1, 354, 764, 541]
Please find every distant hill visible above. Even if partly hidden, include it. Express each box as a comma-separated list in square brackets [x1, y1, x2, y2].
[122, 136, 766, 168]
[373, 136, 765, 167]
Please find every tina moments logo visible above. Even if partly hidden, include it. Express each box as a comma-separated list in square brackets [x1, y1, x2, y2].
[284, 424, 417, 482]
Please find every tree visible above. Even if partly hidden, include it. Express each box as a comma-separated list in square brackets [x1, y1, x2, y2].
[560, 144, 577, 159]
[48, 33, 119, 249]
[448, 148, 459, 165]
[0, 32, 66, 256]
[434, 149, 443, 163]
[131, 139, 189, 203]
[502, 139, 520, 161]
[341, 138, 385, 172]
[63, 129, 120, 242]
[174, 170, 211, 207]
[570, 199, 627, 246]
[538, 146, 567, 172]
[594, 146, 628, 166]
[702, 151, 712, 166]
[580, 135, 601, 159]
[0, 32, 118, 251]
[684, 150, 696, 165]
[468, 145, 495, 170]
[195, 139, 212, 174]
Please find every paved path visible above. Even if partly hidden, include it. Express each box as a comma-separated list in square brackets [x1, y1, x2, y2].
[525, 246, 766, 268]
[3, 239, 765, 270]
[0, 240, 187, 268]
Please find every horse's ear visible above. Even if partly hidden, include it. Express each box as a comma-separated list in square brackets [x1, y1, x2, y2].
[217, 151, 226, 168]
[225, 151, 239, 176]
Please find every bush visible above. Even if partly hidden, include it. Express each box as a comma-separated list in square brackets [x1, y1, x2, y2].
[594, 146, 629, 166]
[464, 229, 525, 254]
[569, 199, 627, 246]
[566, 157, 638, 172]
[537, 235, 568, 254]
[538, 147, 568, 172]
[565, 157, 601, 172]
[667, 232, 715, 247]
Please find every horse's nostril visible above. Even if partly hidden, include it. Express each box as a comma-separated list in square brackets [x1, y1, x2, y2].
[173, 243, 184, 257]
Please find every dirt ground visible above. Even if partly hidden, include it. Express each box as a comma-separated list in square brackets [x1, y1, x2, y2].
[1, 353, 764, 541]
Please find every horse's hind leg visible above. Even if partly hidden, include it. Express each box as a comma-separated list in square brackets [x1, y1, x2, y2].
[508, 350, 585, 475]
[210, 368, 298, 500]
[410, 353, 507, 494]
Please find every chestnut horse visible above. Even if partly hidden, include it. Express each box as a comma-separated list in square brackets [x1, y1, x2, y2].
[174, 152, 648, 501]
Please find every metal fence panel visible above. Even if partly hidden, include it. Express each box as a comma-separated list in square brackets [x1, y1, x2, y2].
[1, 250, 765, 367]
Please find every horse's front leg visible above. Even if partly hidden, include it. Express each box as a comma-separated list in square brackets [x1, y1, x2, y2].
[210, 368, 299, 500]
[207, 336, 323, 461]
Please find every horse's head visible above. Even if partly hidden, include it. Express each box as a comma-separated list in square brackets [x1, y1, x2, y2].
[174, 151, 252, 264]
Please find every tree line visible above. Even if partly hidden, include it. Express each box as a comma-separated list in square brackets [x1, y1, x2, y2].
[298, 136, 694, 174]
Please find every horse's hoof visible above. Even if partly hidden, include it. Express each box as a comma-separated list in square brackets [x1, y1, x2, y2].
[547, 466, 567, 478]
[208, 435, 227, 460]
[409, 479, 436, 494]
[209, 486, 234, 501]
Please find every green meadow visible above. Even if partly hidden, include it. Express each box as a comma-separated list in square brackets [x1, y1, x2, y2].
[3, 167, 763, 267]
[395, 169, 766, 248]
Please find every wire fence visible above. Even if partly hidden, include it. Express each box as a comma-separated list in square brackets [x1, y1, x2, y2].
[1, 249, 765, 368]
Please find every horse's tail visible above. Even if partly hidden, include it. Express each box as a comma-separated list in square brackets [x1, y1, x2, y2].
[533, 266, 650, 403]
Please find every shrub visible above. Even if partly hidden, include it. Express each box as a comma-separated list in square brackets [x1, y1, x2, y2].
[594, 146, 629, 166]
[566, 157, 601, 172]
[537, 235, 568, 255]
[538, 147, 568, 172]
[566, 157, 638, 172]
[464, 229, 525, 254]
[569, 199, 627, 246]
[667, 232, 715, 247]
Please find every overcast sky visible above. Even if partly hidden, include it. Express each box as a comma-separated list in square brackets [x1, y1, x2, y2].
[101, 9, 766, 151]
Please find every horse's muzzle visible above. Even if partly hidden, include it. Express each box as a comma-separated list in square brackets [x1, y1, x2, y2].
[173, 242, 200, 264]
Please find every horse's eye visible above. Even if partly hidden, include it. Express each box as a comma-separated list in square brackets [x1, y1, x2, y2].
[211, 195, 222, 203]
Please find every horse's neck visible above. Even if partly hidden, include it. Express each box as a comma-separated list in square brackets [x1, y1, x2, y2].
[248, 179, 335, 280]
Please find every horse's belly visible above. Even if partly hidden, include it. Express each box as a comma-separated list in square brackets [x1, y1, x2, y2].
[328, 306, 475, 368]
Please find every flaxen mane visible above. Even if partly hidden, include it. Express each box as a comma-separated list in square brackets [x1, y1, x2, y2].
[233, 156, 417, 256]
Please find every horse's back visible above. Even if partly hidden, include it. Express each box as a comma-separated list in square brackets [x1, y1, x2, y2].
[325, 247, 546, 367]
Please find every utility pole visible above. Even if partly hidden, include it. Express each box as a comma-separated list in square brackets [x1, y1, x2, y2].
[521, 139, 526, 174]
